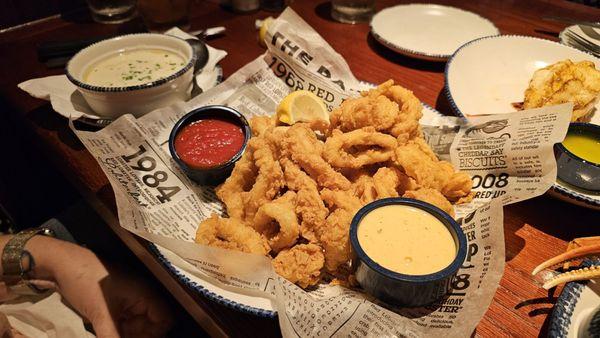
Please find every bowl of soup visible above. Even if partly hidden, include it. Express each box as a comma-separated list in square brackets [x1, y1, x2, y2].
[66, 33, 196, 118]
[554, 123, 600, 191]
[350, 198, 467, 307]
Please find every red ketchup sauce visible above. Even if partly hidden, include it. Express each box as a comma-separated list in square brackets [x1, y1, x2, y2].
[174, 119, 245, 169]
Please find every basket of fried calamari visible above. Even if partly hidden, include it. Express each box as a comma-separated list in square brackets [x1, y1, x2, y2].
[194, 80, 474, 288]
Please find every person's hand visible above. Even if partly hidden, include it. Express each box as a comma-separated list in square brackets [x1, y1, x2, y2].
[28, 236, 173, 338]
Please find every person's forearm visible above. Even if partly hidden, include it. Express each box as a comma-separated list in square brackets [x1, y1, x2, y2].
[0, 234, 99, 282]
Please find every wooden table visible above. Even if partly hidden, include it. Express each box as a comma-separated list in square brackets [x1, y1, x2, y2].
[1, 1, 599, 336]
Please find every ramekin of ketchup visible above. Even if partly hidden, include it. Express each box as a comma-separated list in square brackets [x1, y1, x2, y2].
[169, 106, 251, 185]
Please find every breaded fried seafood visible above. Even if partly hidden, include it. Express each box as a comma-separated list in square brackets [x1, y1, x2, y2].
[195, 215, 270, 255]
[253, 191, 300, 253]
[273, 244, 325, 288]
[195, 80, 473, 288]
[324, 127, 397, 169]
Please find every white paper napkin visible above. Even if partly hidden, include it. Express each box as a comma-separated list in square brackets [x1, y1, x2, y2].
[18, 27, 227, 120]
[0, 292, 94, 338]
[164, 27, 227, 91]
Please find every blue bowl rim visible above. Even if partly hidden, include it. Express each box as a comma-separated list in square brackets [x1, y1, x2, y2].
[168, 105, 251, 173]
[555, 122, 600, 168]
[349, 197, 467, 283]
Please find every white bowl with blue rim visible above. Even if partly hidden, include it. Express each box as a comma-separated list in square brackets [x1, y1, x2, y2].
[66, 33, 196, 118]
[445, 35, 600, 210]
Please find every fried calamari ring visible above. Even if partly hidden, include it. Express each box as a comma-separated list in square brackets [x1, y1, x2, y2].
[394, 140, 455, 191]
[320, 188, 363, 212]
[272, 243, 324, 288]
[323, 127, 397, 169]
[329, 94, 400, 134]
[318, 208, 355, 272]
[352, 174, 377, 204]
[281, 124, 351, 190]
[358, 80, 423, 143]
[195, 215, 270, 255]
[372, 167, 418, 198]
[381, 84, 423, 143]
[281, 158, 329, 242]
[249, 115, 275, 136]
[442, 171, 474, 202]
[215, 148, 256, 219]
[253, 192, 300, 253]
[241, 137, 285, 222]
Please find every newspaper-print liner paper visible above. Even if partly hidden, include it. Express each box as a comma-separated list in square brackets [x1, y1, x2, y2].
[64, 9, 570, 338]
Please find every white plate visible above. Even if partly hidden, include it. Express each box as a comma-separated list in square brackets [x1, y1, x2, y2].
[151, 102, 445, 316]
[559, 24, 600, 53]
[445, 35, 600, 209]
[370, 4, 499, 61]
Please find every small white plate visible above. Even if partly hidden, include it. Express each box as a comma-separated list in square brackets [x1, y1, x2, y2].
[559, 24, 600, 54]
[370, 4, 499, 61]
[445, 35, 600, 210]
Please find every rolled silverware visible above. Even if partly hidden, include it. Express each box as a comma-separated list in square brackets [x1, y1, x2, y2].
[543, 16, 600, 29]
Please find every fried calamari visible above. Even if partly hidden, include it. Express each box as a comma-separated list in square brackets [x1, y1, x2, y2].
[195, 215, 270, 255]
[196, 80, 473, 288]
[282, 124, 351, 191]
[253, 191, 300, 253]
[273, 244, 325, 288]
[324, 128, 397, 169]
[330, 80, 423, 142]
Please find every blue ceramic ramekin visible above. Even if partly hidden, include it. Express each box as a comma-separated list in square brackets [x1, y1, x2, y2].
[169, 105, 251, 186]
[554, 123, 600, 192]
[350, 198, 467, 307]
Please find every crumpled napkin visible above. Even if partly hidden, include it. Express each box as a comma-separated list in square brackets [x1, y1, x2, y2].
[18, 27, 227, 120]
[0, 292, 94, 338]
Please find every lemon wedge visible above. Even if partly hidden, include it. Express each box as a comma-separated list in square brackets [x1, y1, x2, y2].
[258, 17, 274, 47]
[276, 90, 330, 126]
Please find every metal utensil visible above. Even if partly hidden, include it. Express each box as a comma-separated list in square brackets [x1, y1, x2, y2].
[76, 116, 114, 128]
[185, 27, 225, 95]
[187, 39, 208, 96]
[564, 31, 600, 57]
[187, 39, 209, 72]
[189, 26, 226, 40]
[543, 16, 600, 29]
[186, 26, 225, 71]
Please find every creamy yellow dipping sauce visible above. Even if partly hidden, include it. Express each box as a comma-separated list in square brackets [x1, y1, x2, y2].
[358, 205, 456, 275]
[84, 48, 185, 87]
[562, 131, 600, 164]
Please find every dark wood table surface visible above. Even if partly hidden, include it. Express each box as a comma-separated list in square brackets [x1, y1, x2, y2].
[1, 0, 599, 336]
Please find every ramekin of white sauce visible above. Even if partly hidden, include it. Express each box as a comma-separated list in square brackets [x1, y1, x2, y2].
[350, 198, 467, 307]
[67, 33, 196, 118]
